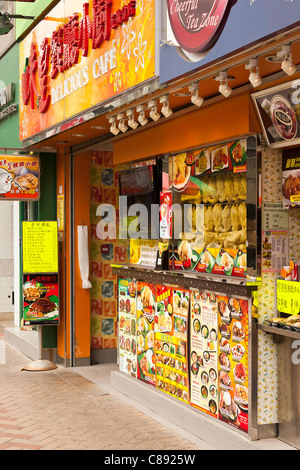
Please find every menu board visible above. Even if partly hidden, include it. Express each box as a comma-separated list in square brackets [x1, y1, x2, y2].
[277, 280, 300, 315]
[23, 273, 59, 325]
[22, 221, 58, 273]
[218, 296, 249, 433]
[118, 279, 137, 378]
[190, 290, 218, 418]
[155, 286, 190, 404]
[136, 282, 156, 386]
[262, 230, 289, 273]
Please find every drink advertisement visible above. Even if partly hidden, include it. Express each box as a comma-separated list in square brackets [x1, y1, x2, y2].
[118, 278, 137, 378]
[218, 295, 249, 432]
[23, 273, 59, 325]
[136, 282, 156, 386]
[190, 290, 218, 418]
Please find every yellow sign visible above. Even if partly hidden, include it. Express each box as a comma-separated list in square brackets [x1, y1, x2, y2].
[22, 221, 58, 273]
[19, 0, 156, 141]
[277, 279, 300, 315]
[57, 195, 64, 231]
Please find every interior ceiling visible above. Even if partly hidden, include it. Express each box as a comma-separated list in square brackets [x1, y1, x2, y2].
[28, 28, 300, 154]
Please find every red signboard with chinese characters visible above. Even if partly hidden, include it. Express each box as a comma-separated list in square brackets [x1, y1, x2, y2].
[19, 0, 156, 140]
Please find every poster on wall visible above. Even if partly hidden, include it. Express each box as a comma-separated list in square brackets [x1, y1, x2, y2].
[190, 290, 218, 418]
[23, 273, 59, 325]
[155, 286, 190, 404]
[0, 155, 40, 201]
[171, 139, 247, 279]
[218, 295, 249, 433]
[136, 282, 156, 386]
[282, 148, 300, 207]
[262, 230, 289, 273]
[118, 278, 137, 378]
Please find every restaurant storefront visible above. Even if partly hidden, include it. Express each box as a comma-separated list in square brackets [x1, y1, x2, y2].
[16, 0, 300, 446]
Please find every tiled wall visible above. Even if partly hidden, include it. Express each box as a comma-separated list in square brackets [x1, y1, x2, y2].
[89, 150, 127, 350]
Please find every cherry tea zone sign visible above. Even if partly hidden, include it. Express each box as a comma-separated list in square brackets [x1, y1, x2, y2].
[167, 0, 237, 58]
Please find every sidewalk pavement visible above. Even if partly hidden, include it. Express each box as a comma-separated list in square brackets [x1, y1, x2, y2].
[0, 323, 295, 451]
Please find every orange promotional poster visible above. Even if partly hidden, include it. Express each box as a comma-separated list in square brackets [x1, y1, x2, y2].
[0, 155, 39, 200]
[19, 0, 156, 141]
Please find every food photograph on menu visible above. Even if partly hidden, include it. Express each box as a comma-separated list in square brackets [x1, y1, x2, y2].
[118, 279, 137, 378]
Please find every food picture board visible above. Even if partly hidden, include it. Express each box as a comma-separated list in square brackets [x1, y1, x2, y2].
[118, 279, 137, 378]
[252, 80, 300, 149]
[282, 148, 300, 207]
[136, 282, 156, 386]
[218, 296, 249, 433]
[170, 139, 248, 279]
[190, 290, 218, 418]
[22, 221, 58, 274]
[262, 230, 289, 273]
[0, 155, 40, 201]
[23, 273, 59, 325]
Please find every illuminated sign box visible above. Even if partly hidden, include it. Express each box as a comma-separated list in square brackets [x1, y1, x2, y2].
[0, 155, 40, 201]
[19, 0, 156, 141]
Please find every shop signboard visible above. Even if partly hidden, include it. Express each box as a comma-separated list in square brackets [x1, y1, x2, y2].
[218, 295, 249, 433]
[0, 155, 40, 201]
[253, 80, 300, 151]
[22, 273, 59, 325]
[19, 0, 156, 141]
[118, 278, 137, 377]
[161, 0, 300, 83]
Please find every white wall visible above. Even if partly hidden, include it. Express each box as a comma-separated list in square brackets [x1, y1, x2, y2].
[0, 201, 14, 314]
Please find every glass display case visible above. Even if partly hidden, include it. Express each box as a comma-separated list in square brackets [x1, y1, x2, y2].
[162, 135, 258, 281]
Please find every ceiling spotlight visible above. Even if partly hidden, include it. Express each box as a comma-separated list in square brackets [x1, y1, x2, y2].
[189, 82, 204, 107]
[0, 12, 35, 35]
[126, 109, 138, 129]
[245, 58, 262, 87]
[108, 116, 120, 136]
[136, 105, 148, 126]
[280, 45, 297, 76]
[160, 95, 173, 117]
[148, 100, 161, 121]
[117, 113, 128, 133]
[215, 71, 233, 98]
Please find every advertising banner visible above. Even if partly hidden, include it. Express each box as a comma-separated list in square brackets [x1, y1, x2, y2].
[0, 155, 39, 201]
[118, 278, 137, 377]
[23, 273, 59, 325]
[19, 0, 156, 141]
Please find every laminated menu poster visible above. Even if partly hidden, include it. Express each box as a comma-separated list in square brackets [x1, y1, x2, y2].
[136, 282, 156, 386]
[118, 279, 137, 378]
[190, 290, 218, 418]
[23, 273, 59, 325]
[155, 286, 190, 403]
[218, 295, 249, 433]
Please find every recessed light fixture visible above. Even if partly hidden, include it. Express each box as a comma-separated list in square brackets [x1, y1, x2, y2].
[136, 105, 148, 126]
[72, 134, 86, 137]
[160, 95, 173, 117]
[148, 99, 161, 121]
[55, 141, 69, 144]
[91, 126, 106, 130]
[215, 71, 234, 98]
[189, 82, 204, 107]
[126, 109, 139, 129]
[108, 116, 120, 136]
[245, 58, 262, 87]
